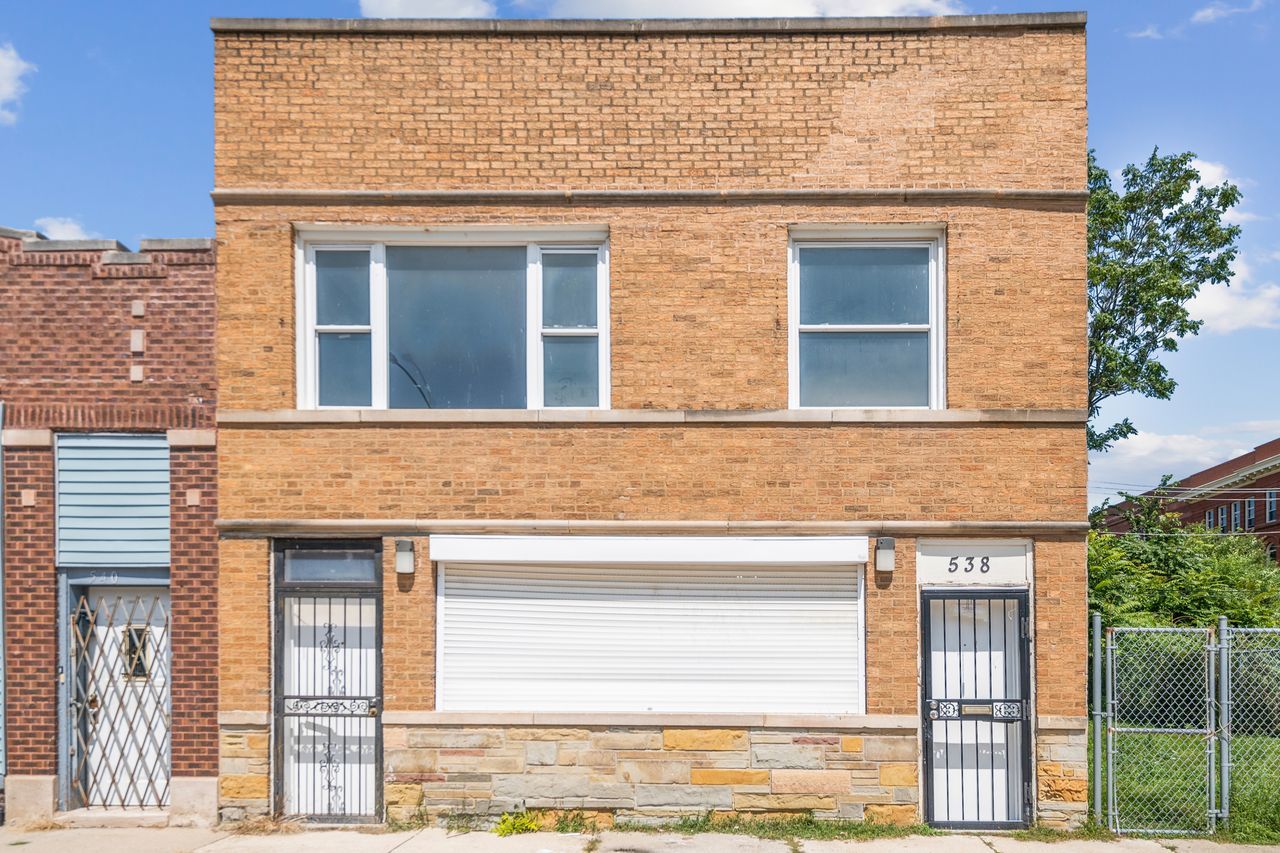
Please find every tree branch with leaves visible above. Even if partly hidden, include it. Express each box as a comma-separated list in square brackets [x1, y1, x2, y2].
[1087, 148, 1241, 451]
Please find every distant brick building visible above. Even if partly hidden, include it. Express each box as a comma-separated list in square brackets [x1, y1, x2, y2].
[1105, 438, 1280, 560]
[0, 226, 217, 826]
[212, 12, 1089, 830]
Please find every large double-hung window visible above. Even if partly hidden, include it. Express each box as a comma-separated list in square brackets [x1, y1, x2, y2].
[301, 234, 609, 410]
[789, 230, 944, 408]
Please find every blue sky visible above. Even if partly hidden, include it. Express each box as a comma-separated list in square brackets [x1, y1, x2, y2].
[1, 0, 1276, 505]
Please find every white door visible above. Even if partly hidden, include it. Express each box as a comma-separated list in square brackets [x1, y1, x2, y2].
[70, 586, 171, 808]
[280, 595, 379, 819]
[924, 592, 1029, 827]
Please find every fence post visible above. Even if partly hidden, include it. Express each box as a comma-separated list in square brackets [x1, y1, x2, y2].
[1105, 626, 1116, 831]
[1219, 615, 1230, 823]
[1091, 611, 1103, 824]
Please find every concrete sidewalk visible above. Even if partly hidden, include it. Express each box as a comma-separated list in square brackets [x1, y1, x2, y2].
[0, 827, 1273, 853]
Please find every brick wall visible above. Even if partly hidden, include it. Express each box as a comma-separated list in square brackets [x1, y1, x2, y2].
[2, 449, 57, 774]
[0, 234, 219, 781]
[213, 26, 1085, 192]
[213, 17, 1089, 825]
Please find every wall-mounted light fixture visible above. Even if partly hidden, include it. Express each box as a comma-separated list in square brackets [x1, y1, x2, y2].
[875, 537, 896, 573]
[395, 539, 415, 574]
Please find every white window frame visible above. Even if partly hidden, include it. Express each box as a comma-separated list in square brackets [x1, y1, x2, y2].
[1205, 509, 1214, 528]
[1268, 490, 1277, 524]
[1219, 506, 1228, 531]
[1246, 497, 1256, 529]
[296, 229, 610, 411]
[1232, 501, 1241, 531]
[787, 226, 946, 410]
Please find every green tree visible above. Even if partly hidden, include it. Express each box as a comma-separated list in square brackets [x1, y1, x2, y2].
[1088, 521, 1280, 629]
[1088, 149, 1242, 451]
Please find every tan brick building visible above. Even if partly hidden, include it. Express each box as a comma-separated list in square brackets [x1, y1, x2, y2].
[212, 12, 1089, 829]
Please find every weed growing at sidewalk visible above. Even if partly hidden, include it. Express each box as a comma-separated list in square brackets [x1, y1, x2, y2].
[613, 812, 938, 841]
[1008, 821, 1114, 843]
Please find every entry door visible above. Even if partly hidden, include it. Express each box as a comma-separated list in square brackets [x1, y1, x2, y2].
[275, 542, 383, 822]
[69, 586, 171, 808]
[922, 590, 1031, 828]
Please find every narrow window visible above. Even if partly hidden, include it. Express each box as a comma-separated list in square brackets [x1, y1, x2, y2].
[1232, 501, 1241, 531]
[122, 626, 150, 679]
[1268, 490, 1277, 524]
[1246, 497, 1256, 529]
[304, 240, 607, 410]
[1219, 506, 1228, 532]
[1205, 509, 1214, 528]
[791, 238, 940, 408]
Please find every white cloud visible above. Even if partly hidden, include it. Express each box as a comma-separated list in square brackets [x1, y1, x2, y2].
[1191, 158, 1231, 187]
[33, 216, 100, 241]
[0, 43, 36, 126]
[1191, 0, 1264, 24]
[1189, 158, 1264, 223]
[1128, 24, 1164, 39]
[1190, 255, 1280, 333]
[547, 0, 963, 17]
[360, 0, 497, 17]
[1089, 431, 1252, 505]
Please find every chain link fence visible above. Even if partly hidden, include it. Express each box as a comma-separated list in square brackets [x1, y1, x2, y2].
[1094, 620, 1280, 835]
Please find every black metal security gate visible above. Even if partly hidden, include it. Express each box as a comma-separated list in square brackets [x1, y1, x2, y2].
[274, 542, 383, 822]
[921, 589, 1032, 829]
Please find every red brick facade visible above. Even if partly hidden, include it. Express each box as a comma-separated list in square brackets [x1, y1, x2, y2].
[0, 230, 218, 793]
[1106, 437, 1280, 557]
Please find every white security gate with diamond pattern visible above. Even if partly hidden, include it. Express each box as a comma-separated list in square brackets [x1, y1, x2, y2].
[69, 586, 171, 808]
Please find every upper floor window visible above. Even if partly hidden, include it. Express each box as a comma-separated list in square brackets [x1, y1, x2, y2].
[1246, 497, 1256, 529]
[1219, 506, 1228, 532]
[789, 231, 943, 408]
[1268, 490, 1278, 524]
[300, 235, 609, 410]
[1205, 509, 1214, 528]
[1232, 501, 1241, 531]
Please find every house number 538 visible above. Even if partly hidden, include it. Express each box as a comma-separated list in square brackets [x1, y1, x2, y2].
[947, 556, 991, 573]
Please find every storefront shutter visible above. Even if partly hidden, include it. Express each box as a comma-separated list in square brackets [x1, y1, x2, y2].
[437, 561, 864, 714]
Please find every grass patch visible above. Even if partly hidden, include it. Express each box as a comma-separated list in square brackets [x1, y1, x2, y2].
[552, 810, 596, 834]
[1009, 821, 1115, 843]
[613, 812, 937, 841]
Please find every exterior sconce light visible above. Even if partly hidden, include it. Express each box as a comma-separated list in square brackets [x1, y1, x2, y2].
[875, 537, 896, 573]
[395, 539, 415, 574]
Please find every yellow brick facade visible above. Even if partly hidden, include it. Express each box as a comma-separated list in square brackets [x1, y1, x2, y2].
[213, 14, 1088, 826]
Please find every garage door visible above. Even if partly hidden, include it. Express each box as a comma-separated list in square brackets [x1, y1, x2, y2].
[437, 561, 864, 714]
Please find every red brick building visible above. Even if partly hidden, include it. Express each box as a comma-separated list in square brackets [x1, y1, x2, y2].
[0, 226, 218, 826]
[1106, 438, 1280, 560]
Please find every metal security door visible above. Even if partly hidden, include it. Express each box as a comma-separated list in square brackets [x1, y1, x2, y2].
[922, 590, 1031, 828]
[275, 542, 383, 822]
[69, 586, 171, 809]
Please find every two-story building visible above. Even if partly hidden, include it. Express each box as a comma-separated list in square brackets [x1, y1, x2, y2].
[0, 226, 218, 826]
[212, 13, 1089, 829]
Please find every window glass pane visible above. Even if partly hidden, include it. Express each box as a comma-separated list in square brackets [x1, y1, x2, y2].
[543, 336, 599, 407]
[318, 332, 372, 407]
[799, 331, 929, 407]
[542, 253, 597, 329]
[284, 549, 378, 583]
[799, 246, 930, 325]
[387, 247, 527, 409]
[315, 250, 370, 326]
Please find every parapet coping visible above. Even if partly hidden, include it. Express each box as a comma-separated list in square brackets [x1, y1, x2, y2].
[140, 238, 215, 251]
[218, 407, 1088, 425]
[211, 12, 1086, 35]
[0, 225, 45, 240]
[212, 187, 1089, 208]
[217, 518, 1090, 537]
[21, 239, 128, 252]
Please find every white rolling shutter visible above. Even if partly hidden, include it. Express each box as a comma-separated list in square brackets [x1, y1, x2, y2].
[437, 561, 865, 713]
